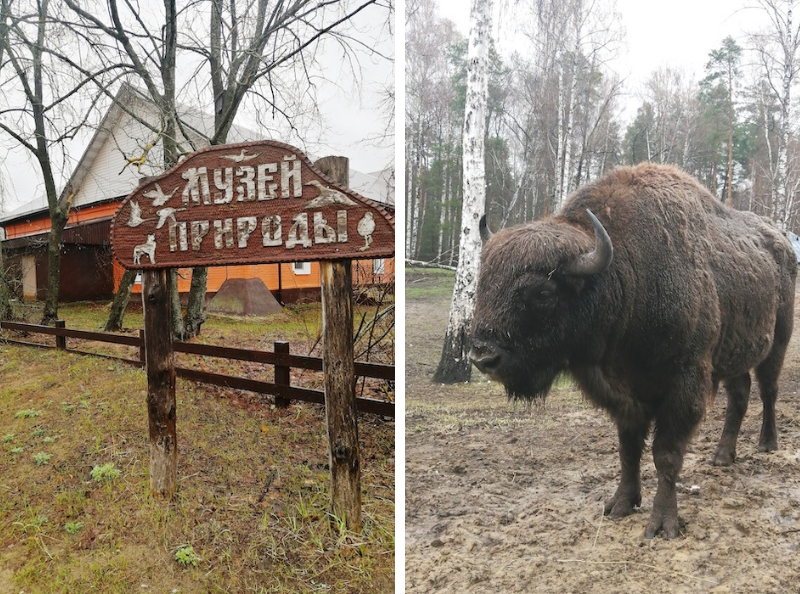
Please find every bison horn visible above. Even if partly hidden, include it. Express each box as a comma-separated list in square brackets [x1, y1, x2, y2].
[564, 209, 613, 276]
[479, 215, 492, 243]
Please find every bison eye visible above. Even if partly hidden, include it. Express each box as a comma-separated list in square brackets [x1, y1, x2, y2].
[522, 285, 557, 307]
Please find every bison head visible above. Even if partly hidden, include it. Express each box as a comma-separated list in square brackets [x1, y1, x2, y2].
[469, 209, 613, 400]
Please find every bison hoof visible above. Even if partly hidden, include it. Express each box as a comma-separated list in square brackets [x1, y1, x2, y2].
[644, 513, 683, 540]
[711, 447, 735, 466]
[757, 439, 777, 453]
[604, 494, 641, 518]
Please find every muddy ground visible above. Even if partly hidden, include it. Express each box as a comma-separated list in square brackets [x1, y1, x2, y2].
[405, 269, 800, 593]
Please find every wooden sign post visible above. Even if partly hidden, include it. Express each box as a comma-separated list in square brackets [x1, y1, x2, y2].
[316, 157, 361, 531]
[110, 141, 394, 513]
[141, 269, 177, 500]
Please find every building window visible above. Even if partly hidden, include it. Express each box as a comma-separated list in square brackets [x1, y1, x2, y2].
[293, 261, 311, 275]
[134, 272, 142, 285]
[372, 258, 385, 275]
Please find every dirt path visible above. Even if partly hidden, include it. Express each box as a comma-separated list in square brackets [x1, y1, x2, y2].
[405, 270, 800, 593]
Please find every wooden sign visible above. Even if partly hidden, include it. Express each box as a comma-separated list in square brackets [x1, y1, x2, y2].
[111, 141, 394, 269]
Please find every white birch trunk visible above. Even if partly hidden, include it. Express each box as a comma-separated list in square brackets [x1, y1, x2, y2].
[437, 165, 449, 262]
[559, 1, 582, 205]
[554, 61, 566, 211]
[405, 141, 415, 258]
[776, 16, 792, 230]
[434, 0, 493, 383]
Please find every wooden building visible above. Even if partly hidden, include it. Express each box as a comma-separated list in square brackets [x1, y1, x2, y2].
[1, 84, 394, 304]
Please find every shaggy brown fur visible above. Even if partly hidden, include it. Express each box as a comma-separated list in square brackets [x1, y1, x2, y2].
[470, 163, 797, 539]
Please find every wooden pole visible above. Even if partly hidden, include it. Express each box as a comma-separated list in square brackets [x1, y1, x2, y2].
[54, 320, 66, 350]
[315, 155, 361, 532]
[274, 340, 290, 408]
[320, 259, 360, 531]
[141, 269, 177, 500]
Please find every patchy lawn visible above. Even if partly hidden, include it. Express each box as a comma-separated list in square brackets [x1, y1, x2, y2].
[0, 301, 394, 593]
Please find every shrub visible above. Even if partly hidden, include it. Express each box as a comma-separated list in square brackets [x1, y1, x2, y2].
[175, 545, 200, 567]
[90, 463, 120, 483]
[33, 452, 51, 466]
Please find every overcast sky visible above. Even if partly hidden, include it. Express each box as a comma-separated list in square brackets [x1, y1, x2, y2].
[435, 0, 771, 116]
[0, 3, 394, 213]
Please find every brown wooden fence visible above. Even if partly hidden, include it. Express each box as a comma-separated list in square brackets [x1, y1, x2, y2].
[0, 320, 394, 417]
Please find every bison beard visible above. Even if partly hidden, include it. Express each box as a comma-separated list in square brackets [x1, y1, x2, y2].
[470, 163, 796, 539]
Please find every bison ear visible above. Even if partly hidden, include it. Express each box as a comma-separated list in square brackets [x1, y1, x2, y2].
[563, 209, 613, 277]
[479, 215, 493, 243]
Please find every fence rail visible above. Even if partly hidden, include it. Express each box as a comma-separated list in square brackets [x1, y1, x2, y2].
[0, 320, 394, 417]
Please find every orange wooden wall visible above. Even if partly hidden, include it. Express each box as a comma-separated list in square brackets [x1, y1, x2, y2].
[4, 202, 120, 239]
[8, 202, 395, 297]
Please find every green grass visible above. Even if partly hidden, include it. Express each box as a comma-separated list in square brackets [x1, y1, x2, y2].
[405, 267, 456, 300]
[90, 462, 120, 483]
[0, 303, 395, 593]
[32, 452, 51, 466]
[175, 544, 201, 567]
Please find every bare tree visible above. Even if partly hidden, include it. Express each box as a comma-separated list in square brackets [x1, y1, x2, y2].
[180, 0, 391, 336]
[750, 0, 800, 230]
[69, 0, 391, 337]
[0, 0, 107, 324]
[0, 1, 13, 320]
[65, 0, 187, 335]
[433, 0, 493, 384]
[405, 0, 462, 261]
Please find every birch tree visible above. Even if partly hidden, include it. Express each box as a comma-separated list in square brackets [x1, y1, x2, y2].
[433, 0, 493, 384]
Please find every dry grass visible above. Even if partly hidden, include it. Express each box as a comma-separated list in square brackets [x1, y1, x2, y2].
[0, 302, 394, 593]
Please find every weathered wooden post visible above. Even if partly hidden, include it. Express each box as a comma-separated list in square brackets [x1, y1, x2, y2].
[274, 341, 290, 408]
[54, 320, 66, 350]
[315, 156, 361, 531]
[141, 270, 177, 500]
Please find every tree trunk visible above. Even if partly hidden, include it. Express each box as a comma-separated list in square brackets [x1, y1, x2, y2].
[105, 268, 137, 331]
[0, 239, 11, 321]
[169, 268, 185, 340]
[42, 207, 67, 324]
[727, 68, 734, 207]
[183, 267, 207, 337]
[433, 0, 493, 384]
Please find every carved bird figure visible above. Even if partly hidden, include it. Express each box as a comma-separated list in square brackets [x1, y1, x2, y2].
[221, 149, 260, 162]
[155, 207, 185, 229]
[303, 180, 358, 208]
[126, 201, 148, 227]
[357, 212, 375, 251]
[142, 183, 176, 207]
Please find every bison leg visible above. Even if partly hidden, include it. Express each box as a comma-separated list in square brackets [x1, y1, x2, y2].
[712, 373, 751, 466]
[755, 339, 789, 453]
[646, 396, 703, 539]
[604, 422, 648, 518]
[755, 366, 780, 452]
[757, 298, 792, 452]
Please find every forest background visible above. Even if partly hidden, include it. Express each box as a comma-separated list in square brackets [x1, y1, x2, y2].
[405, 0, 800, 264]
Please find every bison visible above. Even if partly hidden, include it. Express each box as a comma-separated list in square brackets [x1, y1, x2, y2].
[470, 163, 796, 539]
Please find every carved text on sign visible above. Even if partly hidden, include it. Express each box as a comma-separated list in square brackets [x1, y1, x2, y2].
[162, 210, 367, 253]
[180, 155, 302, 205]
[111, 141, 394, 269]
